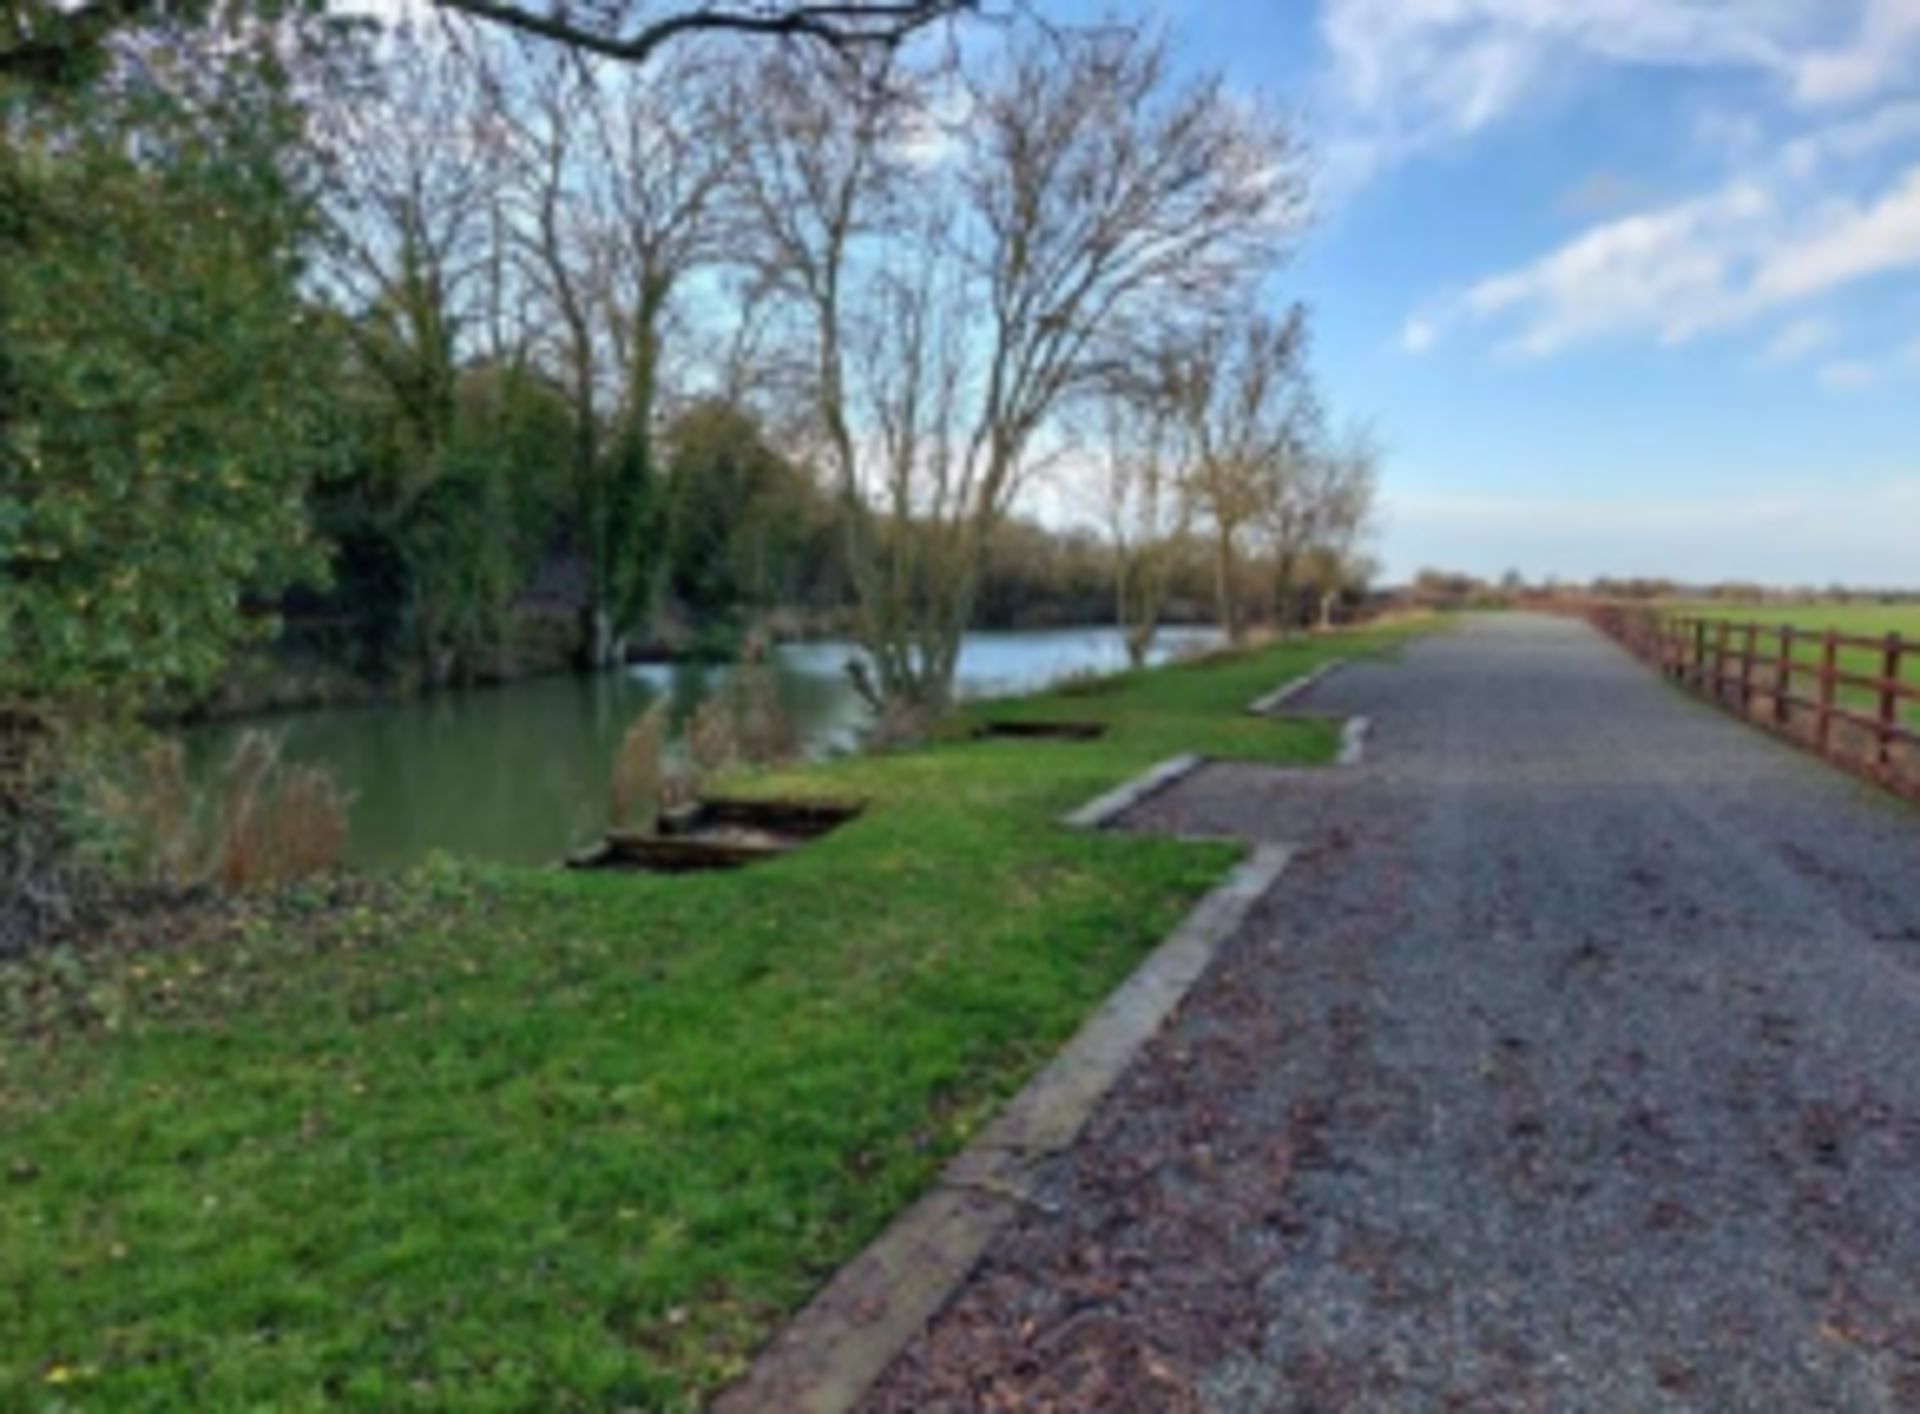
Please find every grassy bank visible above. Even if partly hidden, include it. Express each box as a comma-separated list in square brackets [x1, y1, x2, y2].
[0, 625, 1417, 1409]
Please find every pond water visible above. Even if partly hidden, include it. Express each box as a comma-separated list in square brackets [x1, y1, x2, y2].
[187, 626, 1219, 872]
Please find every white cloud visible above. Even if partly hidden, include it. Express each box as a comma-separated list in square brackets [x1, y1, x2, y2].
[1424, 151, 1920, 357]
[1453, 182, 1773, 354]
[1319, 1, 1920, 186]
[1692, 108, 1771, 162]
[1780, 97, 1920, 177]
[1334, 4, 1920, 368]
[1749, 164, 1920, 303]
[1400, 317, 1438, 354]
[1790, 0, 1920, 106]
[1803, 336, 1920, 388]
[893, 78, 973, 170]
[1761, 316, 1838, 363]
[335, 0, 431, 25]
[1817, 358, 1882, 389]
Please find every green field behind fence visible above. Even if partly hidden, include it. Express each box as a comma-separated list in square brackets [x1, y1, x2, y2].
[1674, 603, 1920, 727]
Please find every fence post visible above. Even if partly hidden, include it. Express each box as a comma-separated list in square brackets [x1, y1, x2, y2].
[1693, 619, 1708, 689]
[1818, 630, 1838, 752]
[1881, 633, 1902, 771]
[1741, 622, 1758, 716]
[1775, 625, 1793, 728]
[1715, 620, 1733, 701]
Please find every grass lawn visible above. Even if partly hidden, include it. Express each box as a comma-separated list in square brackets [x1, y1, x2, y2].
[1675, 603, 1920, 727]
[0, 623, 1419, 1410]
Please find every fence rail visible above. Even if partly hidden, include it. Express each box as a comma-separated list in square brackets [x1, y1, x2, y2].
[1588, 605, 1920, 803]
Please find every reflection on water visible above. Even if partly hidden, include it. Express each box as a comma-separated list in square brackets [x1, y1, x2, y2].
[187, 626, 1218, 871]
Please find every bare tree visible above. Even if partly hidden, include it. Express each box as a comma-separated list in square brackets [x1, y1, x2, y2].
[493, 45, 731, 666]
[1296, 425, 1381, 628]
[1174, 307, 1314, 644]
[593, 50, 735, 648]
[1256, 380, 1328, 634]
[315, 32, 509, 500]
[495, 59, 620, 663]
[309, 29, 553, 679]
[1088, 373, 1190, 669]
[727, 46, 924, 709]
[739, 23, 1301, 717]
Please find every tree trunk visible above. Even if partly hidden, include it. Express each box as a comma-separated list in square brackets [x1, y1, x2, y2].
[1120, 552, 1163, 669]
[1114, 556, 1146, 668]
[1125, 623, 1153, 669]
[1214, 526, 1241, 644]
[581, 605, 627, 671]
[603, 281, 667, 651]
[1273, 553, 1300, 638]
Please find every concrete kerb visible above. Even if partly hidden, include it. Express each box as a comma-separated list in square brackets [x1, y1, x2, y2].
[1247, 658, 1346, 716]
[711, 657, 1360, 1412]
[1339, 716, 1371, 768]
[1251, 660, 1370, 770]
[711, 842, 1294, 1414]
[1059, 752, 1208, 829]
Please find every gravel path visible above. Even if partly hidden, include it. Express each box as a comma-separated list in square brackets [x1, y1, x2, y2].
[862, 614, 1920, 1412]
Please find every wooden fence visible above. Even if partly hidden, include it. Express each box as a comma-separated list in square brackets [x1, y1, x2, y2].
[1589, 605, 1920, 803]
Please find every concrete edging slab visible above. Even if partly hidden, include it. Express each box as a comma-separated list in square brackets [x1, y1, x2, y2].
[1338, 716, 1371, 768]
[1058, 753, 1208, 829]
[712, 664, 1355, 1411]
[1246, 659, 1345, 716]
[711, 842, 1296, 1414]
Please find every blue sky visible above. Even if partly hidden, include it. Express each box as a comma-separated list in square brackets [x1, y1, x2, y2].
[1066, 0, 1920, 587]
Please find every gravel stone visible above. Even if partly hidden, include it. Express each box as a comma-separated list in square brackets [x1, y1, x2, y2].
[861, 614, 1920, 1413]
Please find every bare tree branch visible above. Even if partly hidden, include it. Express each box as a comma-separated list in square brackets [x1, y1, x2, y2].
[429, 0, 974, 64]
[0, 0, 973, 83]
[1174, 307, 1316, 643]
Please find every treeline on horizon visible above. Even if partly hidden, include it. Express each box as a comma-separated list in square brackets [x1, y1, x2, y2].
[1404, 569, 1920, 608]
[281, 436, 1289, 701]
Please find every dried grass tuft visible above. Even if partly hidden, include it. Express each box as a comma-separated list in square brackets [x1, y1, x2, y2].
[133, 738, 203, 887]
[215, 731, 350, 891]
[730, 661, 800, 767]
[258, 764, 351, 887]
[95, 730, 350, 893]
[612, 700, 671, 832]
[685, 695, 739, 777]
[610, 634, 803, 838]
[684, 632, 801, 776]
[863, 700, 936, 753]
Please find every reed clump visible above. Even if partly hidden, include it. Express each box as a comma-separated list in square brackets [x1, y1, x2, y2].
[609, 634, 802, 834]
[92, 730, 350, 892]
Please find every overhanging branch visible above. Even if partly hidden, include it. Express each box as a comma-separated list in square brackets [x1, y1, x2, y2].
[427, 0, 975, 63]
